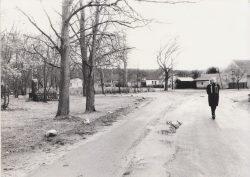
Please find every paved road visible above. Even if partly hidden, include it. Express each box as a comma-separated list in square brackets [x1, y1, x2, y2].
[27, 90, 250, 177]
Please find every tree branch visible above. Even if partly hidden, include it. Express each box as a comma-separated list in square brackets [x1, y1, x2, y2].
[66, 0, 122, 23]
[18, 8, 61, 53]
[32, 46, 61, 68]
[43, 8, 62, 40]
[136, 0, 196, 4]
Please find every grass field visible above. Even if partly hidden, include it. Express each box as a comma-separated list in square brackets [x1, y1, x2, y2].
[1, 94, 146, 177]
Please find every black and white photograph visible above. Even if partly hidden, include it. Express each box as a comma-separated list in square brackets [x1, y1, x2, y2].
[1, 0, 250, 176]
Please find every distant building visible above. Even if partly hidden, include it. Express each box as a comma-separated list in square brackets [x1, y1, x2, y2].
[69, 78, 101, 95]
[194, 60, 250, 89]
[142, 75, 188, 89]
[141, 76, 164, 87]
[222, 60, 250, 89]
[70, 78, 83, 88]
[146, 79, 161, 86]
[175, 77, 196, 89]
[70, 78, 83, 95]
[195, 73, 222, 89]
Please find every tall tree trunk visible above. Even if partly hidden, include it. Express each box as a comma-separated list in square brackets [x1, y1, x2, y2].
[79, 2, 87, 97]
[14, 79, 19, 98]
[56, 0, 72, 118]
[82, 74, 86, 96]
[85, 5, 100, 112]
[164, 71, 169, 91]
[85, 67, 95, 111]
[171, 73, 174, 90]
[14, 53, 19, 98]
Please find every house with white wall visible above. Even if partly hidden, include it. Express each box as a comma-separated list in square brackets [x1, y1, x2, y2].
[70, 78, 83, 88]
[69, 78, 83, 95]
[222, 60, 250, 89]
[145, 79, 161, 86]
[195, 60, 250, 89]
[141, 75, 164, 87]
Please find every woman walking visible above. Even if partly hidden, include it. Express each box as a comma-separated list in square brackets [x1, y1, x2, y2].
[206, 79, 220, 119]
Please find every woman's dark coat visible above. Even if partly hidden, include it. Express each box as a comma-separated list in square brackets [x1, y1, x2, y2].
[206, 83, 220, 107]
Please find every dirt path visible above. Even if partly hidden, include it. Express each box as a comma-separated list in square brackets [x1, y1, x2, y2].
[24, 91, 190, 177]
[21, 90, 250, 177]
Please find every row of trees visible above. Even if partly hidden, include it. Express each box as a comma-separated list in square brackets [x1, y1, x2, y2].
[2, 0, 196, 114]
[1, 30, 62, 98]
[1, 0, 147, 117]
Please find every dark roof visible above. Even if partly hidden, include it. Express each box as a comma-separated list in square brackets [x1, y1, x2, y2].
[233, 60, 250, 75]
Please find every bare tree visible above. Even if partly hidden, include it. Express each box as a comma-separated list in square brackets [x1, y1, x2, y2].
[69, 0, 140, 112]
[20, 0, 122, 117]
[157, 39, 179, 91]
[55, 0, 72, 117]
[19, 0, 193, 116]
[85, 4, 100, 112]
[231, 68, 246, 90]
[79, 2, 88, 97]
[25, 37, 61, 101]
[19, 1, 71, 117]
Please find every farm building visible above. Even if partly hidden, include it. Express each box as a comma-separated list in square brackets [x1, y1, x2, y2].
[70, 78, 83, 95]
[70, 78, 83, 88]
[146, 79, 161, 86]
[175, 77, 196, 89]
[222, 60, 250, 89]
[195, 73, 223, 89]
[141, 76, 164, 87]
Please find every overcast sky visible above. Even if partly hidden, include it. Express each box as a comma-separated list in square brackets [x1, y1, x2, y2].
[1, 0, 250, 70]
